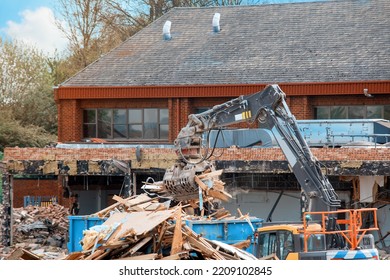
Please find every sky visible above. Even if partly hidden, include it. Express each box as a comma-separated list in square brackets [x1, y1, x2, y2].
[0, 0, 322, 56]
[0, 0, 68, 56]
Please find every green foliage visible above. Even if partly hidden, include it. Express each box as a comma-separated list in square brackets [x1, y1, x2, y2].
[0, 38, 58, 147]
[0, 151, 2, 203]
[0, 108, 56, 151]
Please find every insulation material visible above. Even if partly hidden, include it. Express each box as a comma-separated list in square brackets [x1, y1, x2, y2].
[358, 176, 384, 202]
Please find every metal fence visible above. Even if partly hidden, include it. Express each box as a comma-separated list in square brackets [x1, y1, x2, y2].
[23, 196, 58, 207]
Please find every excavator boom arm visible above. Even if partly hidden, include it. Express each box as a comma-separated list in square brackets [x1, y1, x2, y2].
[167, 84, 341, 212]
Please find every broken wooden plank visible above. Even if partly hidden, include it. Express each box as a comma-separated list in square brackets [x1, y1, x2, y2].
[162, 251, 190, 260]
[170, 206, 183, 255]
[102, 209, 176, 239]
[63, 252, 84, 260]
[123, 236, 153, 257]
[112, 195, 129, 205]
[93, 195, 137, 217]
[259, 253, 279, 260]
[208, 189, 232, 202]
[216, 213, 231, 220]
[194, 176, 208, 191]
[231, 239, 251, 250]
[117, 253, 158, 260]
[197, 170, 223, 179]
[85, 248, 107, 260]
[6, 248, 41, 260]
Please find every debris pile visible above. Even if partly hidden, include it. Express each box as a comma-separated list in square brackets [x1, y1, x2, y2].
[379, 249, 390, 260]
[65, 194, 257, 260]
[143, 169, 232, 214]
[0, 204, 69, 260]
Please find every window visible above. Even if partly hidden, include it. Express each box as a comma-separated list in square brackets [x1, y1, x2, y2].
[314, 107, 329, 119]
[98, 109, 112, 138]
[83, 109, 97, 137]
[330, 106, 347, 119]
[195, 107, 210, 114]
[384, 106, 390, 120]
[113, 109, 127, 138]
[83, 108, 169, 140]
[367, 106, 382, 118]
[257, 232, 277, 259]
[257, 230, 294, 260]
[315, 105, 390, 120]
[347, 106, 364, 119]
[299, 234, 326, 252]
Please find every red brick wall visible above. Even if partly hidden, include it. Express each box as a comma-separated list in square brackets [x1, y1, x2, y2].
[56, 94, 390, 143]
[4, 147, 390, 162]
[58, 99, 81, 143]
[12, 179, 58, 208]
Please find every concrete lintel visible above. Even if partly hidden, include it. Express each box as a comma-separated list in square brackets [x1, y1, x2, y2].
[6, 160, 132, 176]
[4, 159, 390, 176]
[216, 160, 390, 176]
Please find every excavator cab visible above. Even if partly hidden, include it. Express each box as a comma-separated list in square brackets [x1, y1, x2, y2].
[255, 209, 379, 260]
[255, 224, 327, 260]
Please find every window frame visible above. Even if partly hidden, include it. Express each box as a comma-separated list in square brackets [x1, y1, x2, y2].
[314, 105, 390, 120]
[83, 108, 169, 141]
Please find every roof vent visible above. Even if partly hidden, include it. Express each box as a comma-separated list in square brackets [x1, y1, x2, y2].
[163, 21, 172, 40]
[212, 13, 220, 33]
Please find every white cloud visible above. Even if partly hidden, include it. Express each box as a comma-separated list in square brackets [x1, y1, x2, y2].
[3, 7, 68, 56]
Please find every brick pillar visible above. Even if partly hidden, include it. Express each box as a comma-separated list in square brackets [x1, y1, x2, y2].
[169, 98, 191, 142]
[289, 96, 311, 119]
[1, 174, 13, 246]
[58, 100, 81, 142]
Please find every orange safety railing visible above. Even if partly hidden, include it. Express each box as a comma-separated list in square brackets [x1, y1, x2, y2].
[301, 208, 378, 252]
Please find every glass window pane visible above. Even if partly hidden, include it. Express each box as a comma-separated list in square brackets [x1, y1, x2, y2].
[144, 123, 158, 139]
[83, 109, 96, 123]
[129, 109, 142, 123]
[348, 106, 364, 119]
[144, 109, 158, 123]
[195, 107, 209, 114]
[330, 106, 347, 119]
[160, 109, 169, 124]
[113, 109, 126, 124]
[384, 106, 390, 120]
[98, 122, 112, 138]
[129, 124, 142, 138]
[160, 124, 169, 139]
[98, 109, 112, 138]
[83, 124, 96, 138]
[315, 107, 329, 119]
[113, 124, 127, 138]
[98, 109, 112, 123]
[367, 106, 382, 119]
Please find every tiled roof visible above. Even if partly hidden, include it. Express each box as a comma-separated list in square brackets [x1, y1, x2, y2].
[62, 0, 390, 87]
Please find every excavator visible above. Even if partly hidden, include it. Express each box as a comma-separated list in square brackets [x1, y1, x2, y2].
[161, 84, 379, 260]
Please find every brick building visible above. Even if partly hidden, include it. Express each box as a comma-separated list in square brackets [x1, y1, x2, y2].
[2, 0, 390, 245]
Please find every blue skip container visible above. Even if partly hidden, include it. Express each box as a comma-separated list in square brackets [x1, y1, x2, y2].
[185, 217, 263, 255]
[67, 216, 105, 252]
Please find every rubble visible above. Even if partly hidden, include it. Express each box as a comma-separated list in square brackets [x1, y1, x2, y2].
[63, 193, 255, 260]
[0, 204, 69, 260]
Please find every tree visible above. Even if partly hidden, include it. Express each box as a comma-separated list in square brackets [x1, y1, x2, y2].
[0, 108, 56, 151]
[0, 151, 3, 203]
[55, 0, 112, 69]
[0, 38, 57, 146]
